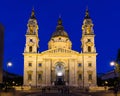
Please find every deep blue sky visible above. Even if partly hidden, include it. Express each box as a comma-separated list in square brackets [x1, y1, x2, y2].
[1, 0, 120, 75]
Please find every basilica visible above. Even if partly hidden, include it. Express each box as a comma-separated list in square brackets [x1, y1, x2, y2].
[23, 8, 97, 87]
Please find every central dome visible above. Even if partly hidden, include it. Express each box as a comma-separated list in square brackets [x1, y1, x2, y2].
[52, 30, 68, 37]
[51, 18, 69, 38]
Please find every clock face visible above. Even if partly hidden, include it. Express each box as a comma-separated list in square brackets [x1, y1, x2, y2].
[86, 42, 93, 46]
[28, 41, 34, 46]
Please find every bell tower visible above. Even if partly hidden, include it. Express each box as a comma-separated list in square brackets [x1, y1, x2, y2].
[81, 8, 97, 87]
[81, 8, 96, 53]
[24, 8, 39, 53]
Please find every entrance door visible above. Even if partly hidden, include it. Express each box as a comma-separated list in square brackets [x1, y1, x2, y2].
[57, 76, 64, 85]
[55, 63, 65, 85]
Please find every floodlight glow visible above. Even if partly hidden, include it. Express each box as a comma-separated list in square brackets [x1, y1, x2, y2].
[57, 72, 63, 76]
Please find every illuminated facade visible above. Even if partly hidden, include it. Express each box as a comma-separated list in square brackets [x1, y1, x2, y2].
[23, 8, 97, 87]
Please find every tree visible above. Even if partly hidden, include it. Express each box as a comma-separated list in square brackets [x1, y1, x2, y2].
[115, 49, 120, 86]
[116, 48, 120, 63]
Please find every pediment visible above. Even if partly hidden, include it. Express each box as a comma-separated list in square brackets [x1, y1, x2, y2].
[41, 48, 79, 55]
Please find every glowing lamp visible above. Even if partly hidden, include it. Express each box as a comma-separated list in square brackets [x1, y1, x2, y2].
[7, 62, 12, 67]
[110, 61, 115, 66]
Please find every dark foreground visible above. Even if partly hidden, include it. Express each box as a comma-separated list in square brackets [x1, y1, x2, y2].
[0, 87, 120, 96]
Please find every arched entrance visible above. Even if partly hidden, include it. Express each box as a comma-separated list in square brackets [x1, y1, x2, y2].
[54, 62, 65, 85]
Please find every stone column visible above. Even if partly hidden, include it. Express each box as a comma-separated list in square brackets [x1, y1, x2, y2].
[51, 70, 54, 83]
[69, 59, 75, 86]
[42, 59, 46, 86]
[45, 59, 51, 86]
[48, 59, 51, 86]
[74, 59, 78, 86]
[65, 70, 67, 82]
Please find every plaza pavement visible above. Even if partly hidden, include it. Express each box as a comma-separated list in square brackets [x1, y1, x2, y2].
[1, 89, 120, 96]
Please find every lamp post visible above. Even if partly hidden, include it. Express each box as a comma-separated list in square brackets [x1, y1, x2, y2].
[104, 81, 108, 91]
[110, 61, 120, 95]
[5, 62, 12, 91]
[110, 61, 117, 77]
[110, 61, 120, 86]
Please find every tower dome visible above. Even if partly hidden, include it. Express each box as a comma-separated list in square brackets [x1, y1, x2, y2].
[51, 17, 69, 38]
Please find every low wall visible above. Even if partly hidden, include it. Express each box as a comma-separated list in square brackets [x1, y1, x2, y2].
[15, 86, 31, 90]
[89, 86, 108, 91]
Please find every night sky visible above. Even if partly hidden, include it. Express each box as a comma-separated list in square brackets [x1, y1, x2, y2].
[1, 0, 120, 76]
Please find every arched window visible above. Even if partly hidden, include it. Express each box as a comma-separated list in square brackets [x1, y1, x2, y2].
[88, 74, 92, 80]
[88, 63, 92, 67]
[78, 74, 82, 80]
[28, 63, 32, 67]
[78, 63, 82, 67]
[28, 74, 32, 80]
[30, 39, 33, 42]
[38, 74, 42, 80]
[87, 39, 91, 42]
[88, 46, 91, 52]
[38, 63, 42, 67]
[29, 46, 32, 52]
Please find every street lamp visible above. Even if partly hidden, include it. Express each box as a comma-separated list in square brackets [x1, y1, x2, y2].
[105, 81, 108, 85]
[104, 81, 108, 90]
[110, 61, 117, 77]
[110, 61, 120, 95]
[5, 62, 12, 91]
[110, 61, 116, 67]
[7, 62, 12, 67]
[110, 61, 120, 85]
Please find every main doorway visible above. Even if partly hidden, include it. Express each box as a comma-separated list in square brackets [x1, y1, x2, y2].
[55, 62, 65, 85]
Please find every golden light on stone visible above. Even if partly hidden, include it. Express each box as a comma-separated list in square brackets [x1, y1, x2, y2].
[23, 8, 97, 87]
